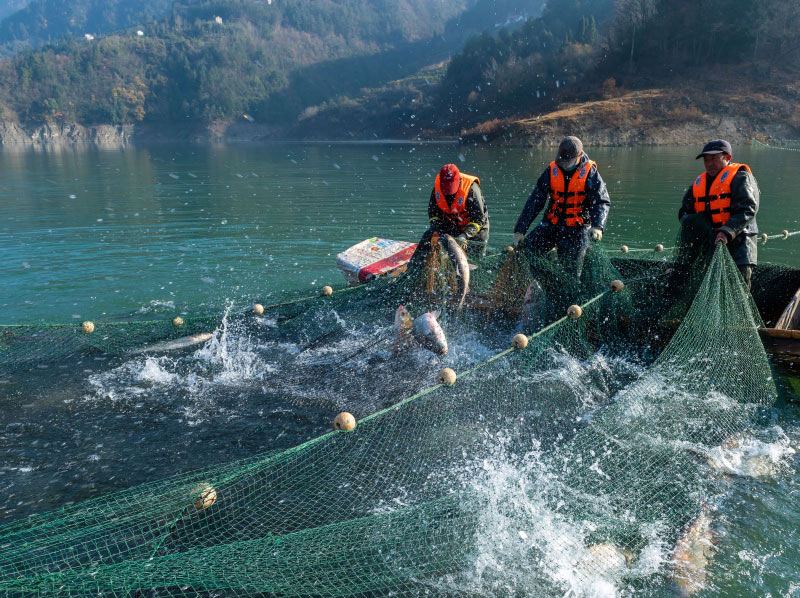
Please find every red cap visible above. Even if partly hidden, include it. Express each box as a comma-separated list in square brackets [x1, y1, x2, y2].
[439, 164, 460, 195]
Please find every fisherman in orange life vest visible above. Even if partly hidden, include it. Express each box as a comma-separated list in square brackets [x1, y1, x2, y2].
[678, 139, 760, 289]
[512, 136, 610, 278]
[408, 163, 489, 265]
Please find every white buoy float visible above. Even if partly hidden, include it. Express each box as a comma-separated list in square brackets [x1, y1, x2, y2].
[252, 303, 264, 315]
[172, 317, 184, 328]
[81, 321, 95, 334]
[567, 305, 583, 319]
[620, 245, 629, 253]
[783, 230, 790, 239]
[194, 484, 217, 510]
[334, 412, 356, 431]
[437, 368, 457, 386]
[506, 246, 515, 254]
[761, 233, 768, 244]
[512, 333, 528, 350]
[655, 244, 664, 252]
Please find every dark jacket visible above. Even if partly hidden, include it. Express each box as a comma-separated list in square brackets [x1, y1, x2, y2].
[678, 167, 760, 265]
[514, 153, 611, 234]
[428, 182, 489, 240]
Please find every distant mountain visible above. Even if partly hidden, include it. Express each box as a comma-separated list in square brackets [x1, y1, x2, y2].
[0, 0, 172, 49]
[0, 0, 547, 126]
[0, 0, 31, 22]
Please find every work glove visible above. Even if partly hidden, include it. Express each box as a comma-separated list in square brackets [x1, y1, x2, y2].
[589, 227, 603, 242]
[714, 231, 729, 246]
[455, 235, 469, 251]
[513, 232, 525, 248]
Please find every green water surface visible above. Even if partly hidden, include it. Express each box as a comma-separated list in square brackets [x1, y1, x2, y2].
[1, 142, 798, 323]
[0, 142, 797, 596]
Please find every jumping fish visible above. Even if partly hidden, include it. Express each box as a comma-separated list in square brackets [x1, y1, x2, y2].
[411, 310, 448, 355]
[130, 332, 213, 354]
[392, 305, 414, 353]
[392, 306, 447, 356]
[518, 279, 545, 333]
[672, 506, 714, 596]
[442, 234, 470, 311]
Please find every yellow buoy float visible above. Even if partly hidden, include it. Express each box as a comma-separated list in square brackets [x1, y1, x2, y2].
[610, 280, 625, 293]
[620, 245, 629, 253]
[172, 317, 184, 328]
[655, 244, 664, 252]
[334, 412, 356, 431]
[505, 246, 515, 254]
[512, 333, 528, 350]
[194, 484, 217, 510]
[252, 303, 264, 315]
[81, 321, 95, 334]
[321, 286, 333, 296]
[567, 305, 583, 319]
[437, 368, 457, 386]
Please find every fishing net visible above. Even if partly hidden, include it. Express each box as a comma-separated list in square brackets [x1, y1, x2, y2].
[0, 222, 787, 596]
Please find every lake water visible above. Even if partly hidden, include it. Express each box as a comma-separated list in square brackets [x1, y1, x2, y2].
[0, 142, 798, 596]
[2, 143, 799, 322]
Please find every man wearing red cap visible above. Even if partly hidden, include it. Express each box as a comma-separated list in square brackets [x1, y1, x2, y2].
[512, 136, 610, 278]
[678, 139, 760, 289]
[409, 163, 489, 264]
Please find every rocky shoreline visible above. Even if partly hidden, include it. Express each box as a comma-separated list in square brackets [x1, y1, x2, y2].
[1, 88, 797, 149]
[0, 120, 282, 149]
[460, 89, 799, 148]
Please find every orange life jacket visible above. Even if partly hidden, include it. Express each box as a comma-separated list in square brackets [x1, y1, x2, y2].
[692, 163, 752, 228]
[434, 172, 480, 229]
[545, 160, 596, 227]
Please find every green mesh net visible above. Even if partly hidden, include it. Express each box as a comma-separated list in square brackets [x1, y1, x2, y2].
[0, 228, 789, 596]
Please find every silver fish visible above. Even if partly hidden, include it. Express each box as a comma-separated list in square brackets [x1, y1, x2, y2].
[518, 279, 545, 333]
[442, 234, 470, 311]
[392, 305, 414, 353]
[672, 506, 714, 596]
[130, 332, 213, 354]
[411, 310, 448, 355]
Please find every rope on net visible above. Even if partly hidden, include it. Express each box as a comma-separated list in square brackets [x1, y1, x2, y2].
[751, 137, 800, 152]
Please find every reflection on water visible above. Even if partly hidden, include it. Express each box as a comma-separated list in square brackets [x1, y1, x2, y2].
[1, 143, 798, 323]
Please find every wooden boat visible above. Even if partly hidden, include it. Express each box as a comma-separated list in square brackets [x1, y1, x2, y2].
[617, 257, 800, 371]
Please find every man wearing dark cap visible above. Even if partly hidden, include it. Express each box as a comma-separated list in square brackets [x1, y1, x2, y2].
[408, 163, 489, 265]
[678, 139, 759, 288]
[512, 136, 610, 277]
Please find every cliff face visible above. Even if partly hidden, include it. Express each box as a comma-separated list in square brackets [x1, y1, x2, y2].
[0, 120, 283, 148]
[0, 121, 134, 148]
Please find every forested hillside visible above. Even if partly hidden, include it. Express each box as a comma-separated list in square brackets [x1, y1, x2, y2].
[293, 0, 617, 137]
[0, 0, 172, 50]
[0, 0, 545, 125]
[0, 0, 796, 142]
[290, 0, 800, 142]
[432, 0, 800, 133]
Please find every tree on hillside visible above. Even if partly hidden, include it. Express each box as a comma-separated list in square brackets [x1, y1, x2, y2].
[436, 0, 614, 121]
[605, 0, 800, 69]
[612, 0, 655, 68]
